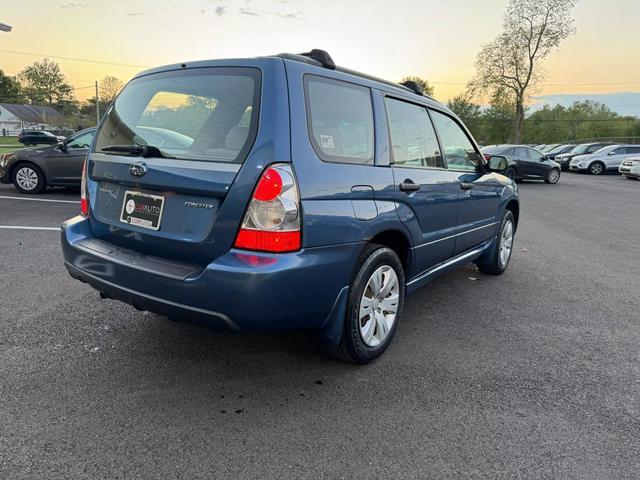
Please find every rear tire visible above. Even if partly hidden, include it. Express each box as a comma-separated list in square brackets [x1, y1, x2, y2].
[545, 168, 560, 184]
[589, 162, 605, 175]
[12, 163, 46, 194]
[475, 210, 515, 275]
[329, 244, 405, 364]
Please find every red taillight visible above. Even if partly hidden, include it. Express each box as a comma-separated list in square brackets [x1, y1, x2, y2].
[235, 229, 301, 253]
[233, 164, 301, 253]
[80, 159, 89, 216]
[253, 167, 283, 201]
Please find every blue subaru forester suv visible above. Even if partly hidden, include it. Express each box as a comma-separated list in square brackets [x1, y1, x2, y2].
[61, 50, 519, 363]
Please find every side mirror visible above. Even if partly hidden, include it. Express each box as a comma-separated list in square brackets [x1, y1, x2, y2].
[608, 151, 616, 156]
[58, 142, 67, 152]
[487, 155, 508, 172]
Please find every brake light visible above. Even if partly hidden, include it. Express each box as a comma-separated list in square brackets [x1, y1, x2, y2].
[234, 164, 301, 253]
[80, 159, 89, 216]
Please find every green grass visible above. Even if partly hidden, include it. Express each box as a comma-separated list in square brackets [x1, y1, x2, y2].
[0, 137, 21, 146]
[0, 146, 22, 155]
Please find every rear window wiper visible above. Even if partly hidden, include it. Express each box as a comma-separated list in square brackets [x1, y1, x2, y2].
[100, 145, 174, 158]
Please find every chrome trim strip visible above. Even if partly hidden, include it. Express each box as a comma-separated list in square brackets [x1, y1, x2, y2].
[407, 246, 486, 287]
[89, 153, 242, 173]
[414, 221, 499, 249]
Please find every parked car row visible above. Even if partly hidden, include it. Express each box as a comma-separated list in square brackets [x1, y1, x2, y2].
[567, 144, 640, 175]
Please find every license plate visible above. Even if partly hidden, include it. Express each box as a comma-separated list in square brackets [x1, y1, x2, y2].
[120, 191, 165, 231]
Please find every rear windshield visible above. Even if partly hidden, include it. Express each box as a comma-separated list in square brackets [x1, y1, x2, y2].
[95, 67, 261, 163]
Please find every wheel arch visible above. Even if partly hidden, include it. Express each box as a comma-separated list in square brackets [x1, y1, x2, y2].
[365, 229, 413, 274]
[505, 199, 519, 231]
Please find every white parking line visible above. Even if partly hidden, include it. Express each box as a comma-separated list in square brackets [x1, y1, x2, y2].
[0, 195, 77, 204]
[0, 225, 60, 231]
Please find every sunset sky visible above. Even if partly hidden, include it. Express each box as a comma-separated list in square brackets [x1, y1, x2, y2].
[1, 0, 639, 108]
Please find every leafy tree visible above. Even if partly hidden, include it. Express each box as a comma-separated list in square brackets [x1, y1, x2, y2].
[481, 90, 516, 144]
[18, 59, 76, 109]
[99, 76, 124, 104]
[447, 92, 482, 138]
[472, 0, 578, 143]
[400, 76, 434, 96]
[0, 69, 26, 103]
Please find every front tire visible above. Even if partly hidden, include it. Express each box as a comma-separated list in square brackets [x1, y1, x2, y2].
[504, 167, 517, 181]
[330, 244, 405, 364]
[12, 163, 46, 194]
[475, 210, 515, 275]
[589, 162, 605, 175]
[545, 168, 560, 184]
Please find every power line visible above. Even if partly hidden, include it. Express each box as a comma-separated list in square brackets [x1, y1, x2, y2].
[0, 48, 149, 68]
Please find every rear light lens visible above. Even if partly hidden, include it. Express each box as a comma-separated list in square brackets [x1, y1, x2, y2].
[80, 159, 89, 216]
[234, 164, 301, 253]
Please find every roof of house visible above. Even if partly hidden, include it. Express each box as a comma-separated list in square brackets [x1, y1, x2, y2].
[0, 103, 62, 123]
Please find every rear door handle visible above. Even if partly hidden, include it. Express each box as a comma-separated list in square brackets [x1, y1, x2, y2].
[399, 180, 421, 192]
[460, 182, 474, 191]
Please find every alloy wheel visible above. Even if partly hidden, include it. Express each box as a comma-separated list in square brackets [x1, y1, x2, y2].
[15, 167, 39, 191]
[499, 220, 514, 268]
[358, 265, 400, 347]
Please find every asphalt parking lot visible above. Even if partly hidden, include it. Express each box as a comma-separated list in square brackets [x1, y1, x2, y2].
[1, 173, 639, 479]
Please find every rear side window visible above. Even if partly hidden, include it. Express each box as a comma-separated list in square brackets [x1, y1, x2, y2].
[95, 67, 261, 163]
[385, 98, 444, 169]
[430, 110, 481, 172]
[305, 76, 374, 165]
[587, 145, 603, 153]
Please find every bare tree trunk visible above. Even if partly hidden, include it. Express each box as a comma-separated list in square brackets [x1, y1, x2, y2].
[513, 98, 525, 144]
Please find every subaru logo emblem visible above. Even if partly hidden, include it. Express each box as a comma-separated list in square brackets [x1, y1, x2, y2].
[128, 161, 147, 177]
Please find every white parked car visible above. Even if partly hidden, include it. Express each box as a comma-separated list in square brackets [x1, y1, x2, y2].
[619, 156, 640, 179]
[569, 144, 640, 175]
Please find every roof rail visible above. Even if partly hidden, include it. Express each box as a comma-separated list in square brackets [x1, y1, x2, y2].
[275, 49, 433, 99]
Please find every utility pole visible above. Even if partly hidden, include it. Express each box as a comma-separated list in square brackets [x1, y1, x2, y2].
[95, 80, 100, 126]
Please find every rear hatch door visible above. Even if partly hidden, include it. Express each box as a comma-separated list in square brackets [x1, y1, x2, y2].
[87, 63, 285, 265]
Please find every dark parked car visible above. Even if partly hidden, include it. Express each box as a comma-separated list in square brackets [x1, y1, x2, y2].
[544, 144, 575, 160]
[481, 145, 561, 184]
[61, 50, 519, 363]
[0, 128, 96, 193]
[17, 130, 65, 146]
[554, 142, 612, 171]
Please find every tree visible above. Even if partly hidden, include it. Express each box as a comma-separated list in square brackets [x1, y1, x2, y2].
[400, 76, 434, 96]
[0, 69, 26, 104]
[99, 76, 124, 104]
[447, 92, 482, 137]
[472, 0, 578, 143]
[482, 90, 516, 144]
[18, 58, 76, 107]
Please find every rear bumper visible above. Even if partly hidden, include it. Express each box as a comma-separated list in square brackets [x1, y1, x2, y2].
[62, 216, 360, 332]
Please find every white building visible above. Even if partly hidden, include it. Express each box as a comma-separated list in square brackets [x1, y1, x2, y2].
[0, 103, 62, 135]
